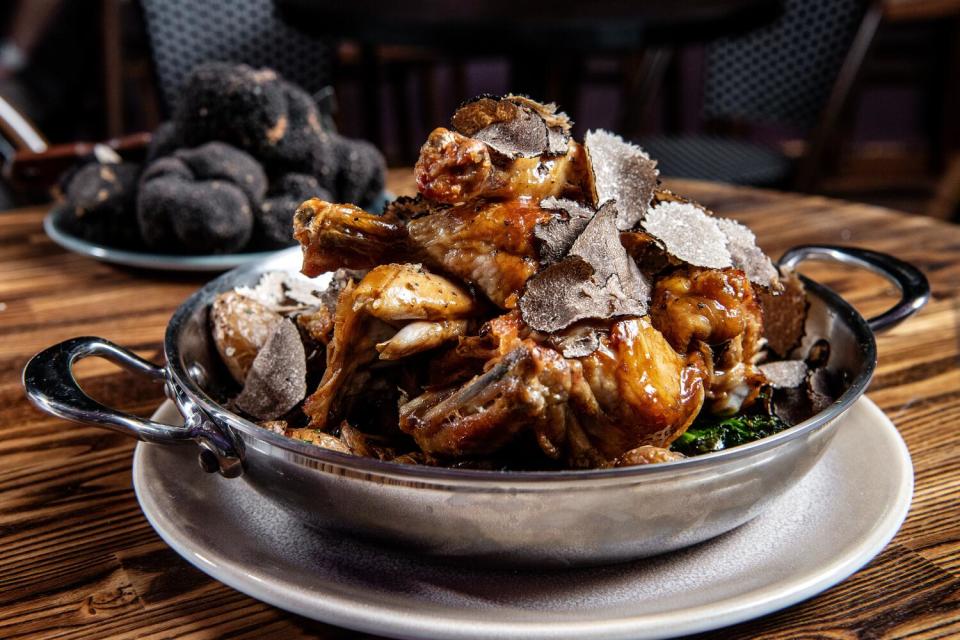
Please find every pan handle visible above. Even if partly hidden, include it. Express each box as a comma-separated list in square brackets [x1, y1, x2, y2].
[778, 245, 930, 333]
[22, 337, 243, 477]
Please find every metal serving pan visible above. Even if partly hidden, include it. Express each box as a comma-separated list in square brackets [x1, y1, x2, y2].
[23, 244, 928, 566]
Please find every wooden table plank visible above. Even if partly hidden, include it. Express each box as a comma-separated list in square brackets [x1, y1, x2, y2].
[1, 172, 958, 639]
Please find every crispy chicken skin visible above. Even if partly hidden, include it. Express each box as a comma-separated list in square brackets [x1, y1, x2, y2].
[650, 267, 765, 413]
[407, 199, 550, 308]
[398, 313, 705, 468]
[294, 199, 412, 276]
[295, 196, 552, 309]
[304, 263, 478, 428]
[414, 127, 591, 204]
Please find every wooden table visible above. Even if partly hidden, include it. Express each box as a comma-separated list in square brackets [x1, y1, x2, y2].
[2, 171, 959, 639]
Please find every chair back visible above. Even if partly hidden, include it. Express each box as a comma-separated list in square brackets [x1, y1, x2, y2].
[704, 0, 867, 130]
[139, 0, 331, 110]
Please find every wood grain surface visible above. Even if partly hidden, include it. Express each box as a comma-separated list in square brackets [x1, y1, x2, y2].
[1, 170, 958, 639]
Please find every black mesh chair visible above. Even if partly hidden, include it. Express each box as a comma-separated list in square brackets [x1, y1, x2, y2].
[640, 0, 883, 189]
[139, 0, 332, 112]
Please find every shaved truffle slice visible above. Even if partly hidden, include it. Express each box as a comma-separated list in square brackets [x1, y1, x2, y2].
[504, 95, 572, 154]
[759, 360, 808, 388]
[450, 95, 554, 159]
[505, 95, 572, 133]
[472, 107, 548, 160]
[534, 197, 595, 264]
[234, 319, 307, 420]
[584, 129, 659, 230]
[807, 367, 836, 414]
[450, 95, 519, 135]
[641, 201, 732, 269]
[757, 268, 808, 358]
[772, 365, 837, 425]
[715, 217, 780, 289]
[520, 202, 649, 332]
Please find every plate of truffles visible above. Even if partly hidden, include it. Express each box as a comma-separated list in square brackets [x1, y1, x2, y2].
[44, 63, 388, 272]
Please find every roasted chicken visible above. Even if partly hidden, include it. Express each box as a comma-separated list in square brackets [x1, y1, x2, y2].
[278, 95, 782, 468]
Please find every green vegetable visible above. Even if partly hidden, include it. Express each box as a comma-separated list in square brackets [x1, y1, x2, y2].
[671, 413, 789, 456]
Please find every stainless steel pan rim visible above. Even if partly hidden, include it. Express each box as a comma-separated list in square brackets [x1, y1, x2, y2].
[166, 276, 873, 484]
[25, 244, 929, 485]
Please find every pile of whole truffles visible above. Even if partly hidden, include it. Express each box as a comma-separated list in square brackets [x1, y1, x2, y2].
[54, 63, 385, 254]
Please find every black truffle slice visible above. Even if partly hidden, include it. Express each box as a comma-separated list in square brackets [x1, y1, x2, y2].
[174, 142, 267, 205]
[641, 201, 733, 269]
[59, 161, 141, 248]
[234, 319, 307, 420]
[715, 217, 780, 289]
[331, 134, 386, 208]
[505, 95, 572, 133]
[584, 129, 659, 230]
[757, 267, 808, 358]
[505, 94, 572, 154]
[450, 95, 553, 159]
[472, 106, 548, 159]
[807, 367, 836, 414]
[772, 365, 837, 425]
[145, 121, 181, 163]
[174, 63, 287, 159]
[255, 173, 332, 249]
[137, 156, 255, 253]
[520, 202, 649, 333]
[534, 197, 594, 264]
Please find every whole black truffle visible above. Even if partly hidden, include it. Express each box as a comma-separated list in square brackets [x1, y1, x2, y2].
[145, 121, 182, 163]
[254, 173, 332, 249]
[330, 133, 386, 208]
[137, 142, 266, 253]
[57, 160, 141, 248]
[263, 81, 336, 178]
[174, 63, 287, 160]
[175, 141, 267, 205]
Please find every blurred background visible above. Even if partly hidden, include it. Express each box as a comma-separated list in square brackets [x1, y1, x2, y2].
[0, 0, 957, 221]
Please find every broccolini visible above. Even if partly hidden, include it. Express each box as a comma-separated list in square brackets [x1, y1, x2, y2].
[672, 413, 789, 456]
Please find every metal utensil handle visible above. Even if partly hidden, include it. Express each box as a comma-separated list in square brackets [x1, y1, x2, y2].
[21, 336, 193, 443]
[778, 245, 930, 333]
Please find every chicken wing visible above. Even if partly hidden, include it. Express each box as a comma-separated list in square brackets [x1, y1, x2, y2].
[304, 263, 479, 428]
[414, 127, 591, 204]
[406, 198, 550, 308]
[294, 199, 413, 276]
